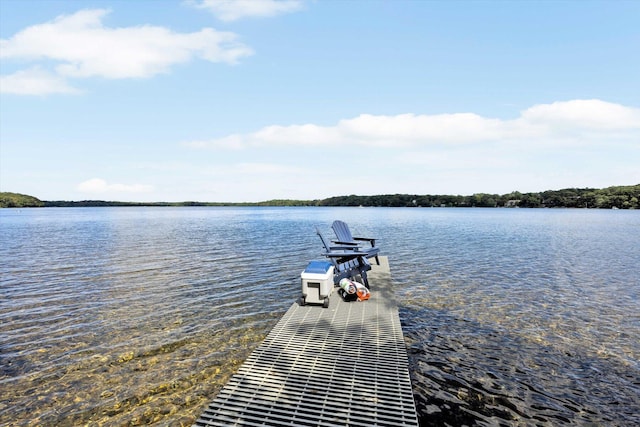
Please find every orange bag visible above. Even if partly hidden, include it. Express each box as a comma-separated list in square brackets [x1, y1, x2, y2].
[355, 282, 370, 301]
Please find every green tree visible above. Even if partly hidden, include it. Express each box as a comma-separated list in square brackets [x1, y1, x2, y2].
[0, 192, 44, 208]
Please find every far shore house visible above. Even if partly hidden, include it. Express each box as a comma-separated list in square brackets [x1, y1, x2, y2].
[505, 199, 521, 208]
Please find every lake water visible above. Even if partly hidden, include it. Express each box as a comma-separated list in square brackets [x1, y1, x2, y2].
[1, 207, 638, 426]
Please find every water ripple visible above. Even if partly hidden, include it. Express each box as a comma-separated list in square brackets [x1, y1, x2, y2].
[1, 207, 639, 426]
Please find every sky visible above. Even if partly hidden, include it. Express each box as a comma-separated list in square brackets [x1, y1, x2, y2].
[1, 0, 639, 203]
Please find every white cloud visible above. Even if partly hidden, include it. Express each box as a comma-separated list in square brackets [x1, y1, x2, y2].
[0, 8, 253, 93]
[0, 67, 82, 95]
[233, 162, 303, 174]
[187, 0, 303, 21]
[337, 113, 508, 145]
[77, 178, 154, 194]
[183, 99, 640, 150]
[177, 99, 639, 200]
[233, 162, 304, 175]
[396, 149, 515, 170]
[522, 99, 640, 130]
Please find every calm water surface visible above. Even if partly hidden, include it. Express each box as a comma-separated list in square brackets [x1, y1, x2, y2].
[1, 207, 638, 426]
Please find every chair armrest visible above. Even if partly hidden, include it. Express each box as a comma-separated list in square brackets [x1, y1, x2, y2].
[332, 240, 359, 246]
[329, 244, 360, 251]
[353, 237, 376, 246]
[322, 250, 368, 258]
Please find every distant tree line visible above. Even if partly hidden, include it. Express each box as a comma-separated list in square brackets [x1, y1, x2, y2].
[2, 184, 639, 209]
[318, 184, 640, 209]
[38, 200, 320, 208]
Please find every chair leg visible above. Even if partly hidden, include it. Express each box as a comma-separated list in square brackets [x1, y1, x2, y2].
[360, 270, 369, 289]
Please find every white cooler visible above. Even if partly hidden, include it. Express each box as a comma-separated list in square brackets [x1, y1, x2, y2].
[300, 261, 334, 308]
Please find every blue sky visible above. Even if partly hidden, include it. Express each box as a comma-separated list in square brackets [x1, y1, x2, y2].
[1, 0, 638, 202]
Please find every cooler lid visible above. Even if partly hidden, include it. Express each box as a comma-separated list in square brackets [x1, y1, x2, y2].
[304, 260, 333, 274]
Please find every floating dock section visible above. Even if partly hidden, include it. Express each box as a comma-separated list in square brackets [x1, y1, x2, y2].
[194, 256, 418, 426]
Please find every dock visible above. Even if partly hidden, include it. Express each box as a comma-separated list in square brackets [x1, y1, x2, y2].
[194, 256, 418, 426]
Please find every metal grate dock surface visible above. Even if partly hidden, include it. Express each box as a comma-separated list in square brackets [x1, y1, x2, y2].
[194, 256, 418, 426]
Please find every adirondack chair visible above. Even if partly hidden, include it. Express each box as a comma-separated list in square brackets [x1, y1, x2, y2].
[331, 220, 380, 265]
[316, 227, 371, 288]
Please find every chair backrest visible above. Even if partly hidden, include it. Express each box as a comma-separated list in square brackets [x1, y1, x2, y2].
[315, 227, 332, 252]
[331, 220, 353, 242]
[315, 226, 371, 286]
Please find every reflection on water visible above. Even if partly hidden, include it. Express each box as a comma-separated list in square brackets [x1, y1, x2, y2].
[1, 207, 639, 426]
